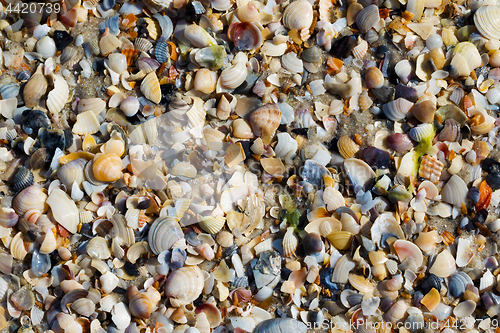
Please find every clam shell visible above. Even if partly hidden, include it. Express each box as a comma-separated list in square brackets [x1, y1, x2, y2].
[452, 42, 482, 76]
[382, 98, 414, 121]
[47, 74, 69, 114]
[352, 39, 368, 59]
[78, 98, 106, 114]
[73, 111, 100, 135]
[165, 266, 205, 305]
[57, 158, 86, 189]
[406, 0, 425, 21]
[11, 232, 27, 260]
[371, 213, 405, 248]
[0, 207, 18, 228]
[283, 0, 313, 38]
[99, 33, 121, 56]
[411, 100, 435, 123]
[383, 300, 408, 323]
[71, 298, 95, 317]
[254, 318, 307, 333]
[348, 273, 374, 294]
[148, 217, 184, 255]
[46, 189, 79, 233]
[184, 24, 216, 48]
[141, 72, 161, 104]
[281, 52, 303, 74]
[134, 38, 153, 52]
[474, 5, 500, 40]
[120, 96, 140, 117]
[356, 5, 380, 33]
[92, 153, 122, 183]
[365, 67, 384, 89]
[441, 174, 468, 207]
[453, 300, 476, 318]
[420, 288, 440, 311]
[194, 69, 217, 94]
[13, 184, 47, 216]
[0, 83, 20, 100]
[23, 73, 47, 108]
[210, 0, 232, 11]
[327, 231, 353, 250]
[249, 103, 281, 144]
[218, 53, 248, 91]
[282, 227, 298, 257]
[199, 216, 226, 234]
[323, 187, 345, 212]
[232, 22, 263, 51]
[393, 240, 423, 267]
[429, 249, 456, 278]
[129, 288, 160, 319]
[343, 158, 376, 192]
[338, 136, 360, 159]
[12, 166, 34, 193]
[262, 41, 288, 57]
[232, 118, 255, 139]
[395, 60, 412, 84]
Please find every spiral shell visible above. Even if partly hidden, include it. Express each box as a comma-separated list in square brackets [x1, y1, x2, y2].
[23, 73, 47, 108]
[148, 217, 184, 255]
[92, 153, 123, 183]
[13, 185, 47, 216]
[165, 266, 205, 305]
[356, 5, 380, 33]
[141, 72, 161, 104]
[249, 103, 281, 144]
[474, 5, 500, 40]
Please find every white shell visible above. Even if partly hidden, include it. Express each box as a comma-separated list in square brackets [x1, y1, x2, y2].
[36, 36, 56, 58]
[47, 74, 69, 114]
[382, 98, 414, 121]
[281, 52, 303, 74]
[474, 5, 500, 40]
[46, 189, 79, 234]
[218, 53, 248, 91]
[395, 60, 412, 84]
[165, 266, 205, 305]
[261, 41, 288, 57]
[356, 5, 380, 33]
[283, 0, 314, 34]
[210, 0, 233, 10]
[120, 96, 140, 117]
[441, 174, 468, 207]
[274, 132, 298, 164]
[371, 213, 405, 248]
[184, 24, 217, 48]
[73, 111, 100, 135]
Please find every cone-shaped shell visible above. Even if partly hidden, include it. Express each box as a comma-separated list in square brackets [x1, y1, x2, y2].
[249, 103, 281, 144]
[165, 266, 205, 305]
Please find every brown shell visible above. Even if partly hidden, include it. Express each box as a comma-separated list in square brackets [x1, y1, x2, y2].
[249, 103, 281, 145]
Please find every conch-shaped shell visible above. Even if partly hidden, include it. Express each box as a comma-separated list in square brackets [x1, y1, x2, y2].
[141, 72, 161, 104]
[283, 0, 314, 40]
[249, 103, 281, 144]
[46, 189, 79, 234]
[165, 266, 205, 306]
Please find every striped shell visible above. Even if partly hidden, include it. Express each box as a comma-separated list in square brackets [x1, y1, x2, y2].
[282, 227, 298, 257]
[382, 98, 414, 121]
[474, 6, 500, 40]
[199, 216, 226, 234]
[249, 103, 281, 144]
[164, 266, 205, 305]
[356, 5, 380, 33]
[148, 217, 184, 254]
[47, 74, 69, 114]
[283, 1, 314, 32]
[141, 72, 161, 104]
[13, 185, 47, 215]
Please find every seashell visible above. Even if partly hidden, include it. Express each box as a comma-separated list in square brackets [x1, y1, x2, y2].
[71, 298, 95, 317]
[172, 161, 198, 178]
[406, 0, 425, 21]
[382, 98, 414, 121]
[365, 67, 384, 89]
[92, 153, 122, 183]
[154, 42, 171, 64]
[384, 300, 408, 323]
[196, 303, 222, 328]
[323, 187, 345, 212]
[134, 38, 153, 53]
[11, 166, 34, 193]
[441, 174, 468, 207]
[10, 231, 27, 261]
[37, 36, 56, 58]
[348, 273, 374, 295]
[194, 46, 227, 71]
[352, 39, 368, 59]
[451, 42, 482, 76]
[386, 133, 413, 152]
[23, 72, 47, 108]
[453, 300, 476, 318]
[395, 60, 412, 84]
[281, 52, 303, 74]
[148, 217, 184, 255]
[57, 158, 86, 189]
[429, 249, 456, 278]
[77, 98, 106, 114]
[236, 4, 260, 22]
[165, 266, 205, 306]
[344, 158, 376, 192]
[254, 318, 307, 333]
[437, 118, 460, 142]
[72, 111, 100, 135]
[154, 13, 174, 42]
[100, 33, 121, 56]
[46, 74, 69, 115]
[420, 288, 440, 311]
[274, 132, 297, 164]
[282, 227, 298, 257]
[261, 157, 285, 176]
[13, 185, 47, 216]
[418, 155, 443, 184]
[0, 207, 18, 228]
[337, 136, 360, 159]
[231, 22, 263, 50]
[261, 41, 288, 57]
[184, 24, 216, 48]
[40, 229, 57, 254]
[232, 119, 255, 140]
[414, 231, 440, 253]
[283, 0, 314, 33]
[302, 46, 321, 63]
[409, 123, 434, 142]
[128, 287, 161, 319]
[210, 0, 232, 11]
[87, 236, 111, 260]
[411, 100, 435, 123]
[218, 52, 248, 91]
[356, 5, 380, 33]
[0, 83, 20, 100]
[249, 103, 281, 144]
[194, 69, 217, 94]
[46, 189, 79, 234]
[138, 58, 160, 75]
[141, 72, 161, 104]
[393, 240, 423, 267]
[371, 213, 404, 248]
[199, 216, 226, 234]
[327, 231, 353, 250]
[120, 96, 140, 117]
[474, 6, 500, 40]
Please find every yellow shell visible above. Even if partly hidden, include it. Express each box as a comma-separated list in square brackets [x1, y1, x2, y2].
[260, 157, 285, 176]
[348, 273, 374, 294]
[249, 103, 281, 144]
[326, 231, 353, 250]
[420, 287, 440, 311]
[141, 72, 161, 104]
[198, 216, 226, 234]
[232, 119, 255, 139]
[338, 136, 360, 159]
[92, 153, 123, 182]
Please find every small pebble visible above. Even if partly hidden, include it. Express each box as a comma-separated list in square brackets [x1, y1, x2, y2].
[58, 247, 72, 261]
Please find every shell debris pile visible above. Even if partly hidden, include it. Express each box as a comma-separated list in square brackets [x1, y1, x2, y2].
[2, 0, 500, 332]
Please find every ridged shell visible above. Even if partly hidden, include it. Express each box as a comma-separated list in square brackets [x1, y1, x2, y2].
[274, 132, 297, 164]
[382, 98, 414, 121]
[210, 0, 232, 11]
[135, 38, 153, 52]
[46, 189, 79, 234]
[338, 135, 360, 158]
[395, 60, 412, 84]
[451, 42, 482, 76]
[92, 153, 122, 182]
[352, 39, 368, 59]
[409, 123, 434, 142]
[153, 13, 173, 42]
[12, 166, 34, 193]
[73, 111, 100, 135]
[441, 174, 468, 207]
[40, 229, 57, 254]
[249, 103, 281, 144]
[283, 1, 313, 33]
[199, 216, 226, 234]
[47, 74, 69, 114]
[138, 58, 161, 74]
[282, 52, 303, 74]
[254, 318, 307, 333]
[13, 184, 47, 216]
[99, 33, 121, 56]
[148, 217, 184, 255]
[383, 300, 408, 323]
[323, 187, 345, 212]
[141, 72, 161, 104]
[474, 6, 500, 40]
[71, 298, 95, 317]
[57, 158, 86, 189]
[282, 227, 298, 257]
[23, 73, 47, 108]
[356, 5, 380, 33]
[327, 231, 353, 250]
[218, 53, 248, 90]
[165, 266, 205, 305]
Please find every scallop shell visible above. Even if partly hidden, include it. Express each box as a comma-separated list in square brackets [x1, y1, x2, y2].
[148, 217, 184, 255]
[282, 227, 298, 257]
[165, 266, 205, 306]
[92, 153, 122, 183]
[46, 74, 69, 114]
[429, 249, 456, 278]
[382, 98, 414, 121]
[249, 103, 281, 144]
[141, 72, 161, 104]
[441, 174, 468, 207]
[46, 189, 79, 234]
[199, 216, 226, 234]
[283, 1, 313, 38]
[281, 52, 303, 74]
[73, 111, 100, 135]
[134, 38, 153, 52]
[338, 135, 360, 159]
[356, 5, 380, 33]
[474, 5, 500, 40]
[352, 39, 368, 59]
[13, 184, 47, 216]
[23, 73, 47, 108]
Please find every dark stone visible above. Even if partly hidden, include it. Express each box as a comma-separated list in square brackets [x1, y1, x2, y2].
[160, 83, 175, 105]
[320, 267, 340, 291]
[375, 45, 389, 59]
[467, 187, 481, 205]
[483, 158, 500, 174]
[371, 86, 395, 103]
[331, 35, 357, 58]
[487, 173, 500, 190]
[53, 30, 74, 51]
[123, 261, 140, 276]
[362, 146, 392, 169]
